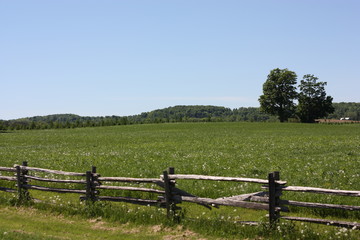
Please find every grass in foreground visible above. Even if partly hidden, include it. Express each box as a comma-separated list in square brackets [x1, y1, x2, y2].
[0, 122, 359, 239]
[0, 202, 358, 240]
[0, 205, 209, 240]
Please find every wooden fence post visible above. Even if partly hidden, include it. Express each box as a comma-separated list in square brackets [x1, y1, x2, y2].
[163, 170, 172, 218]
[21, 161, 30, 200]
[86, 171, 94, 203]
[268, 171, 281, 226]
[15, 161, 30, 201]
[16, 165, 22, 200]
[91, 166, 98, 201]
[163, 167, 179, 220]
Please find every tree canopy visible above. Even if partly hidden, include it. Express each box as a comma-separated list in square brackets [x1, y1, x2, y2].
[259, 69, 335, 123]
[297, 74, 334, 123]
[258, 68, 298, 122]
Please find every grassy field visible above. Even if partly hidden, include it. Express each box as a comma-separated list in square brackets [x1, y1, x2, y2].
[0, 122, 359, 239]
[0, 206, 212, 240]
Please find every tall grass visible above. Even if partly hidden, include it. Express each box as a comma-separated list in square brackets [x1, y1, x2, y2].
[0, 122, 359, 239]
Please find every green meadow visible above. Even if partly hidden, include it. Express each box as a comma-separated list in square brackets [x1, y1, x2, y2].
[0, 122, 359, 239]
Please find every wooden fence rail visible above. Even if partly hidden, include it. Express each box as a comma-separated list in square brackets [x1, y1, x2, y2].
[20, 166, 87, 176]
[280, 216, 360, 228]
[25, 175, 87, 184]
[0, 162, 359, 229]
[98, 176, 162, 183]
[165, 174, 287, 185]
[280, 186, 360, 197]
[0, 167, 17, 172]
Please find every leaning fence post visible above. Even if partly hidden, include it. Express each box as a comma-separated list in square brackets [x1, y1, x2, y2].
[268, 171, 280, 226]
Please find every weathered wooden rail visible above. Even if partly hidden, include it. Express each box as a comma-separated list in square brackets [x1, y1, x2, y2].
[0, 162, 359, 229]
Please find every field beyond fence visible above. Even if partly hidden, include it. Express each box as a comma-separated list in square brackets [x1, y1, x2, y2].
[1, 161, 359, 230]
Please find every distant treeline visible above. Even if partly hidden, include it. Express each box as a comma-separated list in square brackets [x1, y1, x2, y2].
[328, 102, 360, 121]
[0, 103, 359, 130]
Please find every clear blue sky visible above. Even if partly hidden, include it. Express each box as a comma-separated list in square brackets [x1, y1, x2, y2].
[1, 0, 359, 120]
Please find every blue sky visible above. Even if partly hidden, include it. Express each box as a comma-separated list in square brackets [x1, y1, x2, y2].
[1, 0, 359, 120]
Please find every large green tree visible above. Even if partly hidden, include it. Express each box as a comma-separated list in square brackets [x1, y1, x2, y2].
[259, 68, 298, 122]
[297, 74, 334, 123]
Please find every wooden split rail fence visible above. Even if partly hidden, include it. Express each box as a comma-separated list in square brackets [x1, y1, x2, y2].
[0, 162, 359, 229]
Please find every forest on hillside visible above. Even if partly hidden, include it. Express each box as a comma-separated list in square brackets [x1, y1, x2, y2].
[1, 102, 359, 130]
